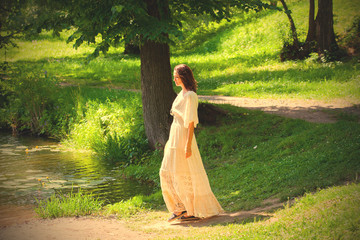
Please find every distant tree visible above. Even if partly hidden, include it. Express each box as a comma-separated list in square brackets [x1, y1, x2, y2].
[315, 0, 339, 55]
[3, 0, 270, 149]
[305, 0, 340, 58]
[305, 0, 316, 44]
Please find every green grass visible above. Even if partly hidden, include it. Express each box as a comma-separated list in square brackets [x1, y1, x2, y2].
[34, 188, 104, 218]
[3, 0, 360, 102]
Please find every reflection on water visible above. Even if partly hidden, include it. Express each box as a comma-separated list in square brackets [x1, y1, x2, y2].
[0, 132, 153, 206]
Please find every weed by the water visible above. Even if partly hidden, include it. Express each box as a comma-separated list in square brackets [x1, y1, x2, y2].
[34, 188, 104, 218]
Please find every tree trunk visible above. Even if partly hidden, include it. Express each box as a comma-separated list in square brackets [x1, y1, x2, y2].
[305, 0, 316, 43]
[279, 0, 299, 49]
[315, 0, 338, 54]
[141, 0, 176, 149]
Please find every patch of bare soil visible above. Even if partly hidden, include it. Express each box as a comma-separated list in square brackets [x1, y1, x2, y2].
[199, 95, 360, 123]
[0, 212, 149, 240]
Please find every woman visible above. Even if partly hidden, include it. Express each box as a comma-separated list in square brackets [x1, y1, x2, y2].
[160, 64, 223, 222]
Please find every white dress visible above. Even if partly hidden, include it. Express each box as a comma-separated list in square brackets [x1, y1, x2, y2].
[160, 90, 223, 218]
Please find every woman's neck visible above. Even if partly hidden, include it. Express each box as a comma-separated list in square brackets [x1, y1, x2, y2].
[181, 86, 188, 94]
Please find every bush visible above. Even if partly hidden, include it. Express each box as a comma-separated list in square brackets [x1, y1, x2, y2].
[340, 16, 360, 56]
[64, 90, 150, 165]
[0, 66, 70, 136]
[280, 41, 309, 61]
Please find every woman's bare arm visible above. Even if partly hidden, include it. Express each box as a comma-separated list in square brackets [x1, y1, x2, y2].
[185, 121, 195, 158]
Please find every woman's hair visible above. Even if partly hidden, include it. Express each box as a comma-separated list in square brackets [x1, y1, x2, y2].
[174, 64, 197, 93]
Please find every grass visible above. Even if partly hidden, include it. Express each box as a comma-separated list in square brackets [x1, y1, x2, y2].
[34, 188, 104, 219]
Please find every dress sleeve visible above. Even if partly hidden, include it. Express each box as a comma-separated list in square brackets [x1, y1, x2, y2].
[183, 92, 199, 128]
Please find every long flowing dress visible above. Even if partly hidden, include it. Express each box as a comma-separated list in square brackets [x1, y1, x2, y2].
[160, 90, 223, 218]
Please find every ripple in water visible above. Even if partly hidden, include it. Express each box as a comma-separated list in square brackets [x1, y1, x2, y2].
[0, 132, 153, 206]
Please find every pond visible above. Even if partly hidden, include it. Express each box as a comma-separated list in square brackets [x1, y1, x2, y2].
[0, 132, 154, 206]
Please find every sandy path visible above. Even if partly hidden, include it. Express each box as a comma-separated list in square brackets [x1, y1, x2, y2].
[0, 217, 149, 240]
[0, 199, 285, 240]
[199, 95, 360, 123]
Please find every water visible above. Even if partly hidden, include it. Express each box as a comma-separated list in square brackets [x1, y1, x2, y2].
[0, 132, 153, 206]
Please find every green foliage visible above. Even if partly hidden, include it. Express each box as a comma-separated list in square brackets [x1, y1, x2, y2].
[0, 71, 150, 164]
[63, 88, 150, 165]
[340, 16, 360, 56]
[0, 65, 70, 136]
[104, 195, 146, 218]
[34, 188, 104, 219]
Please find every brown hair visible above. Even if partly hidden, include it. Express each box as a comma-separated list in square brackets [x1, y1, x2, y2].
[174, 64, 197, 93]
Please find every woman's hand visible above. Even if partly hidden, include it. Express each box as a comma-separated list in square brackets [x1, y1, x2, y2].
[185, 121, 195, 158]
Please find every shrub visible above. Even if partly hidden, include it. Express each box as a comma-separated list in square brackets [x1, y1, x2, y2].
[340, 16, 360, 56]
[0, 66, 67, 136]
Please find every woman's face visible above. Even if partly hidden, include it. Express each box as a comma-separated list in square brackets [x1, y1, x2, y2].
[173, 71, 183, 87]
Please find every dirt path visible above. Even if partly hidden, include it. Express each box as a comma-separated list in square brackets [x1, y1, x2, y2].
[199, 95, 360, 123]
[0, 199, 286, 240]
[0, 216, 149, 240]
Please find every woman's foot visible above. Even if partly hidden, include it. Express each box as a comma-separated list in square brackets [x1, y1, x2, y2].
[180, 215, 200, 221]
[168, 211, 187, 222]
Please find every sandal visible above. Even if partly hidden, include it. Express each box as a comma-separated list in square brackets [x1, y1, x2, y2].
[179, 215, 200, 221]
[168, 211, 187, 222]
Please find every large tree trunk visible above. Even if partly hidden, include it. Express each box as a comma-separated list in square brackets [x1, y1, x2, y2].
[315, 0, 338, 54]
[140, 40, 176, 149]
[141, 0, 176, 149]
[305, 0, 316, 43]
